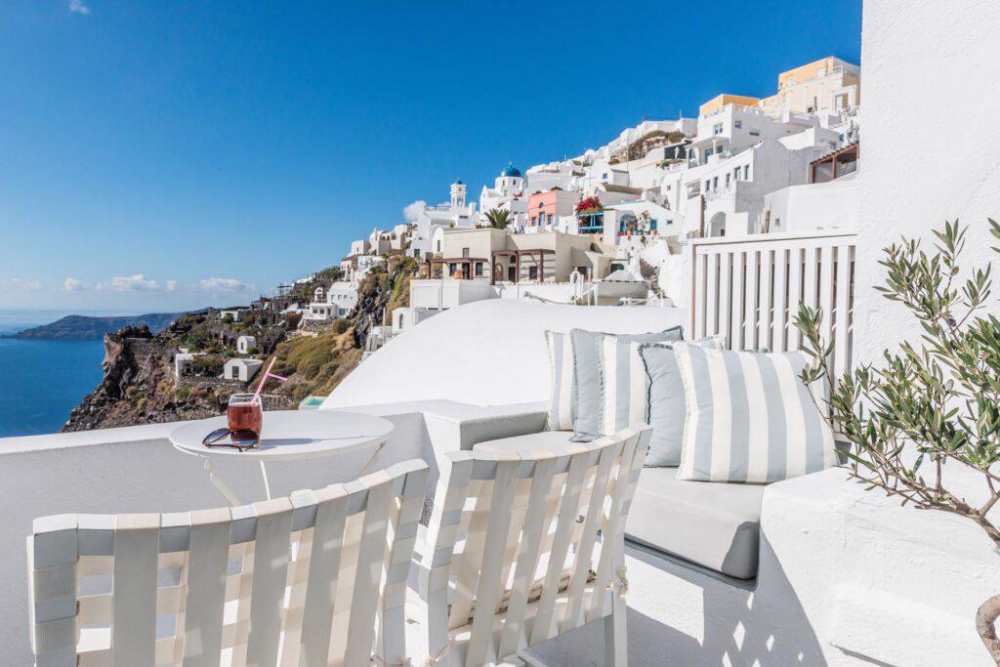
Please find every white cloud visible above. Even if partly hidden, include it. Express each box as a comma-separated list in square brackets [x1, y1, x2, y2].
[68, 0, 91, 15]
[403, 200, 427, 224]
[105, 274, 160, 292]
[165, 280, 177, 292]
[0, 278, 43, 292]
[63, 277, 86, 291]
[198, 277, 253, 293]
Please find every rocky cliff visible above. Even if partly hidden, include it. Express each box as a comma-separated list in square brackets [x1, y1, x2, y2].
[64, 323, 242, 431]
[63, 258, 418, 432]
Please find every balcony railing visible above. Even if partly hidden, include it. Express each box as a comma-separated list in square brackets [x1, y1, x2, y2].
[687, 229, 857, 380]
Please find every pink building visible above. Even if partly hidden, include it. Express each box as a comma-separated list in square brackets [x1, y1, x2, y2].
[526, 188, 577, 228]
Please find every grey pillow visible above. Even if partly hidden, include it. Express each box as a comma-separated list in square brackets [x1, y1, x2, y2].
[638, 337, 724, 466]
[570, 326, 683, 441]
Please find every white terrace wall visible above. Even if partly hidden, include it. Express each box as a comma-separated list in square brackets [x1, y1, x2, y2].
[0, 414, 434, 665]
[854, 0, 1000, 365]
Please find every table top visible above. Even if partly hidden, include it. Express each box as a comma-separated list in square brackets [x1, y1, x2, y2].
[170, 410, 394, 461]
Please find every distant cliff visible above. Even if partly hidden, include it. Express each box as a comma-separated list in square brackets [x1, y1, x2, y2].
[63, 258, 418, 432]
[9, 312, 185, 340]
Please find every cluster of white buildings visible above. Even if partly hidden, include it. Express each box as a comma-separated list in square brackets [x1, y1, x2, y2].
[316, 56, 861, 330]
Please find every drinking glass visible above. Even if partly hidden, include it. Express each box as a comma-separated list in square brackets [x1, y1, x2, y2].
[227, 393, 263, 438]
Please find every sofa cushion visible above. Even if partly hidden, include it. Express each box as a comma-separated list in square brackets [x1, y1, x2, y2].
[626, 467, 764, 580]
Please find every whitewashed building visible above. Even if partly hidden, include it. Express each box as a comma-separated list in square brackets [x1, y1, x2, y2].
[223, 357, 262, 383]
[478, 165, 527, 222]
[410, 180, 479, 260]
[236, 335, 256, 355]
[326, 281, 358, 317]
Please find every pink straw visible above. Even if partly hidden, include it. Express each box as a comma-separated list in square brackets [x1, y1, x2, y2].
[253, 357, 287, 402]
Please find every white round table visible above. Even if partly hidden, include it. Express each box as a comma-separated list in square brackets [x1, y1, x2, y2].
[170, 410, 394, 506]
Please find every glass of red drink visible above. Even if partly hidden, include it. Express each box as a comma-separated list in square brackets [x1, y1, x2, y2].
[227, 393, 263, 441]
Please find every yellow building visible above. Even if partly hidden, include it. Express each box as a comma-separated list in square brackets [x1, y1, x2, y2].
[698, 57, 860, 119]
[760, 56, 860, 116]
[698, 93, 761, 118]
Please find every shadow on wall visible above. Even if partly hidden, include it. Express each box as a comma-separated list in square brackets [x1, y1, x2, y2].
[617, 538, 827, 666]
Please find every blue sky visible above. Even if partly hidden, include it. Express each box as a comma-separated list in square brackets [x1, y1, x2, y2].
[0, 0, 861, 313]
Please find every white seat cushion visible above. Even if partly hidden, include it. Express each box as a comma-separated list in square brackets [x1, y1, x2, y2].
[626, 467, 764, 580]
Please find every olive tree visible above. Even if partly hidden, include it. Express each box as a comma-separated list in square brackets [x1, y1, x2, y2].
[795, 221, 1000, 663]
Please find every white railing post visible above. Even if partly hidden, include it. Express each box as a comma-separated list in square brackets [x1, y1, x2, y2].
[688, 230, 857, 372]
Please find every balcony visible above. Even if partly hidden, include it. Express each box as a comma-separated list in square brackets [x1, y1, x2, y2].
[4, 296, 998, 666]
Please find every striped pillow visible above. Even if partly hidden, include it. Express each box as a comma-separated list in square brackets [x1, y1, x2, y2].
[673, 344, 836, 483]
[570, 327, 683, 440]
[638, 335, 726, 467]
[545, 331, 575, 430]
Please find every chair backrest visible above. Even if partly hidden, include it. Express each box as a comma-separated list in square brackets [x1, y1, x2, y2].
[421, 427, 651, 666]
[27, 459, 428, 667]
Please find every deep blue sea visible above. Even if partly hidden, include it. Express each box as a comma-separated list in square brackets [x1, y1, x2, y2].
[0, 310, 106, 438]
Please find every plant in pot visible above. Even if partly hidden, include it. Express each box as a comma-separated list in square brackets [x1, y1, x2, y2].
[795, 220, 1000, 663]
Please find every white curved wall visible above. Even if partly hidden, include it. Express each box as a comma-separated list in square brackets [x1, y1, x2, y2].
[322, 300, 687, 409]
[855, 0, 1000, 366]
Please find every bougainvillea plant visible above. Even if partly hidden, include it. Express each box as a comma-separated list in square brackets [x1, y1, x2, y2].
[575, 196, 603, 214]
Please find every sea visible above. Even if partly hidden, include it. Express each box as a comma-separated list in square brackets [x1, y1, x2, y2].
[0, 310, 106, 438]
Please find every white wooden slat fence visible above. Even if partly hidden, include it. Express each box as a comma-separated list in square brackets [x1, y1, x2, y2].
[27, 459, 428, 667]
[688, 230, 858, 380]
[408, 426, 652, 667]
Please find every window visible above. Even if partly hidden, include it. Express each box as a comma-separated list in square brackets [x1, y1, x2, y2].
[713, 176, 718, 190]
[749, 129, 760, 137]
[462, 247, 469, 258]
[475, 262, 483, 277]
[705, 180, 711, 192]
[529, 266, 538, 280]
[725, 173, 730, 188]
[713, 123, 723, 135]
[448, 263, 457, 275]
[734, 120, 742, 129]
[743, 165, 750, 180]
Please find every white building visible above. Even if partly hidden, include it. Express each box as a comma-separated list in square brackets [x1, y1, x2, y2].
[173, 351, 197, 379]
[410, 180, 479, 260]
[601, 199, 679, 244]
[479, 165, 527, 221]
[326, 281, 358, 317]
[223, 357, 263, 383]
[761, 171, 859, 234]
[304, 301, 335, 322]
[349, 239, 370, 257]
[342, 254, 386, 285]
[236, 335, 256, 355]
[219, 307, 248, 322]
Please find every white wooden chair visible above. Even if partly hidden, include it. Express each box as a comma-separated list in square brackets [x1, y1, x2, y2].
[399, 426, 651, 667]
[27, 459, 428, 667]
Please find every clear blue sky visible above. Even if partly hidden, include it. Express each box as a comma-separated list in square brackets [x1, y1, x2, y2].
[0, 0, 861, 313]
